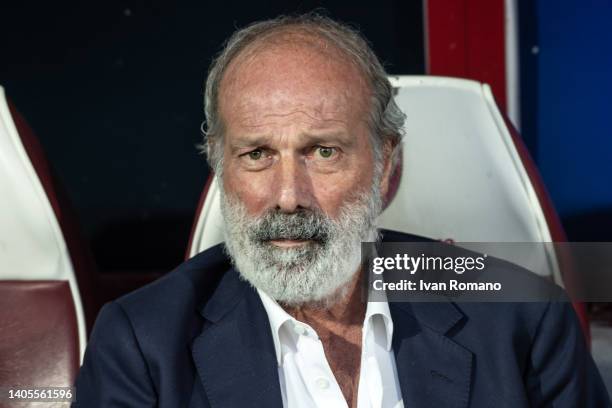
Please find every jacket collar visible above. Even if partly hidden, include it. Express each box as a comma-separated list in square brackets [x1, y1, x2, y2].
[192, 267, 284, 408]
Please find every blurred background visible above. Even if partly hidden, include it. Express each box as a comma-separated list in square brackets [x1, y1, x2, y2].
[1, 0, 611, 341]
[2, 0, 610, 279]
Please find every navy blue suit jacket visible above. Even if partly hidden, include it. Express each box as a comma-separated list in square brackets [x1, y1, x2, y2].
[74, 231, 610, 407]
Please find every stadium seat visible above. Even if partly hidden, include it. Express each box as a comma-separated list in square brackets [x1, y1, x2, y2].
[0, 85, 93, 359]
[0, 281, 79, 390]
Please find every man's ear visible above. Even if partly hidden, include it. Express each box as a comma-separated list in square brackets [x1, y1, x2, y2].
[379, 140, 397, 199]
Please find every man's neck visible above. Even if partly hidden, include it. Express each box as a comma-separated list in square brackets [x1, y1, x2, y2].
[282, 269, 366, 331]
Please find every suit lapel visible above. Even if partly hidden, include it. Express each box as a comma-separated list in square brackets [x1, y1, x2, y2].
[390, 301, 473, 408]
[191, 268, 283, 408]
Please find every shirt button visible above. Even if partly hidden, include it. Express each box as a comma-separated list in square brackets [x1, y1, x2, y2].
[293, 324, 306, 335]
[315, 377, 330, 390]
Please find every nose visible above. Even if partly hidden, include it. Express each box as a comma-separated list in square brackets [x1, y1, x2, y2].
[274, 155, 314, 213]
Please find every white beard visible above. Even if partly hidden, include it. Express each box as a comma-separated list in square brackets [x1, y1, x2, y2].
[220, 180, 382, 308]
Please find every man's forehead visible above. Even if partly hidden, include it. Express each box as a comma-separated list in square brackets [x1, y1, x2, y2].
[228, 90, 356, 127]
[219, 45, 367, 126]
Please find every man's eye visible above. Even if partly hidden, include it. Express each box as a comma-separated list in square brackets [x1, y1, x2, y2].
[248, 149, 263, 160]
[316, 146, 336, 159]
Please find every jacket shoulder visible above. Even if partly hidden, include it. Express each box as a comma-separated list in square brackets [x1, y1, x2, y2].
[111, 244, 231, 342]
[75, 245, 231, 405]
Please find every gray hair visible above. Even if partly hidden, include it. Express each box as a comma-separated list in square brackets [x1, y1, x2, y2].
[201, 13, 405, 176]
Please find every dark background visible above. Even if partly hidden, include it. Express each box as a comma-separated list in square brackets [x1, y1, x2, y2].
[1, 0, 611, 279]
[0, 1, 425, 273]
[529, 0, 612, 243]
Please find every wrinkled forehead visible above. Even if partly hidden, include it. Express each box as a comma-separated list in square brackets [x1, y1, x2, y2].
[218, 32, 372, 127]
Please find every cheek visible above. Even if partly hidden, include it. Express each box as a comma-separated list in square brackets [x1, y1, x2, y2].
[310, 155, 375, 214]
[222, 168, 272, 213]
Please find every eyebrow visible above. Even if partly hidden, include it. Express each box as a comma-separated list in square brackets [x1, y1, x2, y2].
[228, 131, 355, 153]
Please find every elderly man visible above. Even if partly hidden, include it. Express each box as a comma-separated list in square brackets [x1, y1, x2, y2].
[74, 14, 609, 407]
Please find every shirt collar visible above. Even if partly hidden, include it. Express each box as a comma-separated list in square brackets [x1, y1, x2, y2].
[257, 288, 394, 366]
[257, 288, 295, 366]
[363, 295, 394, 351]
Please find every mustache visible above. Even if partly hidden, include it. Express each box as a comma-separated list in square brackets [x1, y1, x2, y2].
[248, 208, 332, 243]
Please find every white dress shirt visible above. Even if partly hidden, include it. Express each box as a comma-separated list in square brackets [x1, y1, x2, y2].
[257, 289, 404, 408]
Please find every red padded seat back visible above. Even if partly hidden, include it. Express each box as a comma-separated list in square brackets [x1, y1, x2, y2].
[0, 281, 79, 389]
